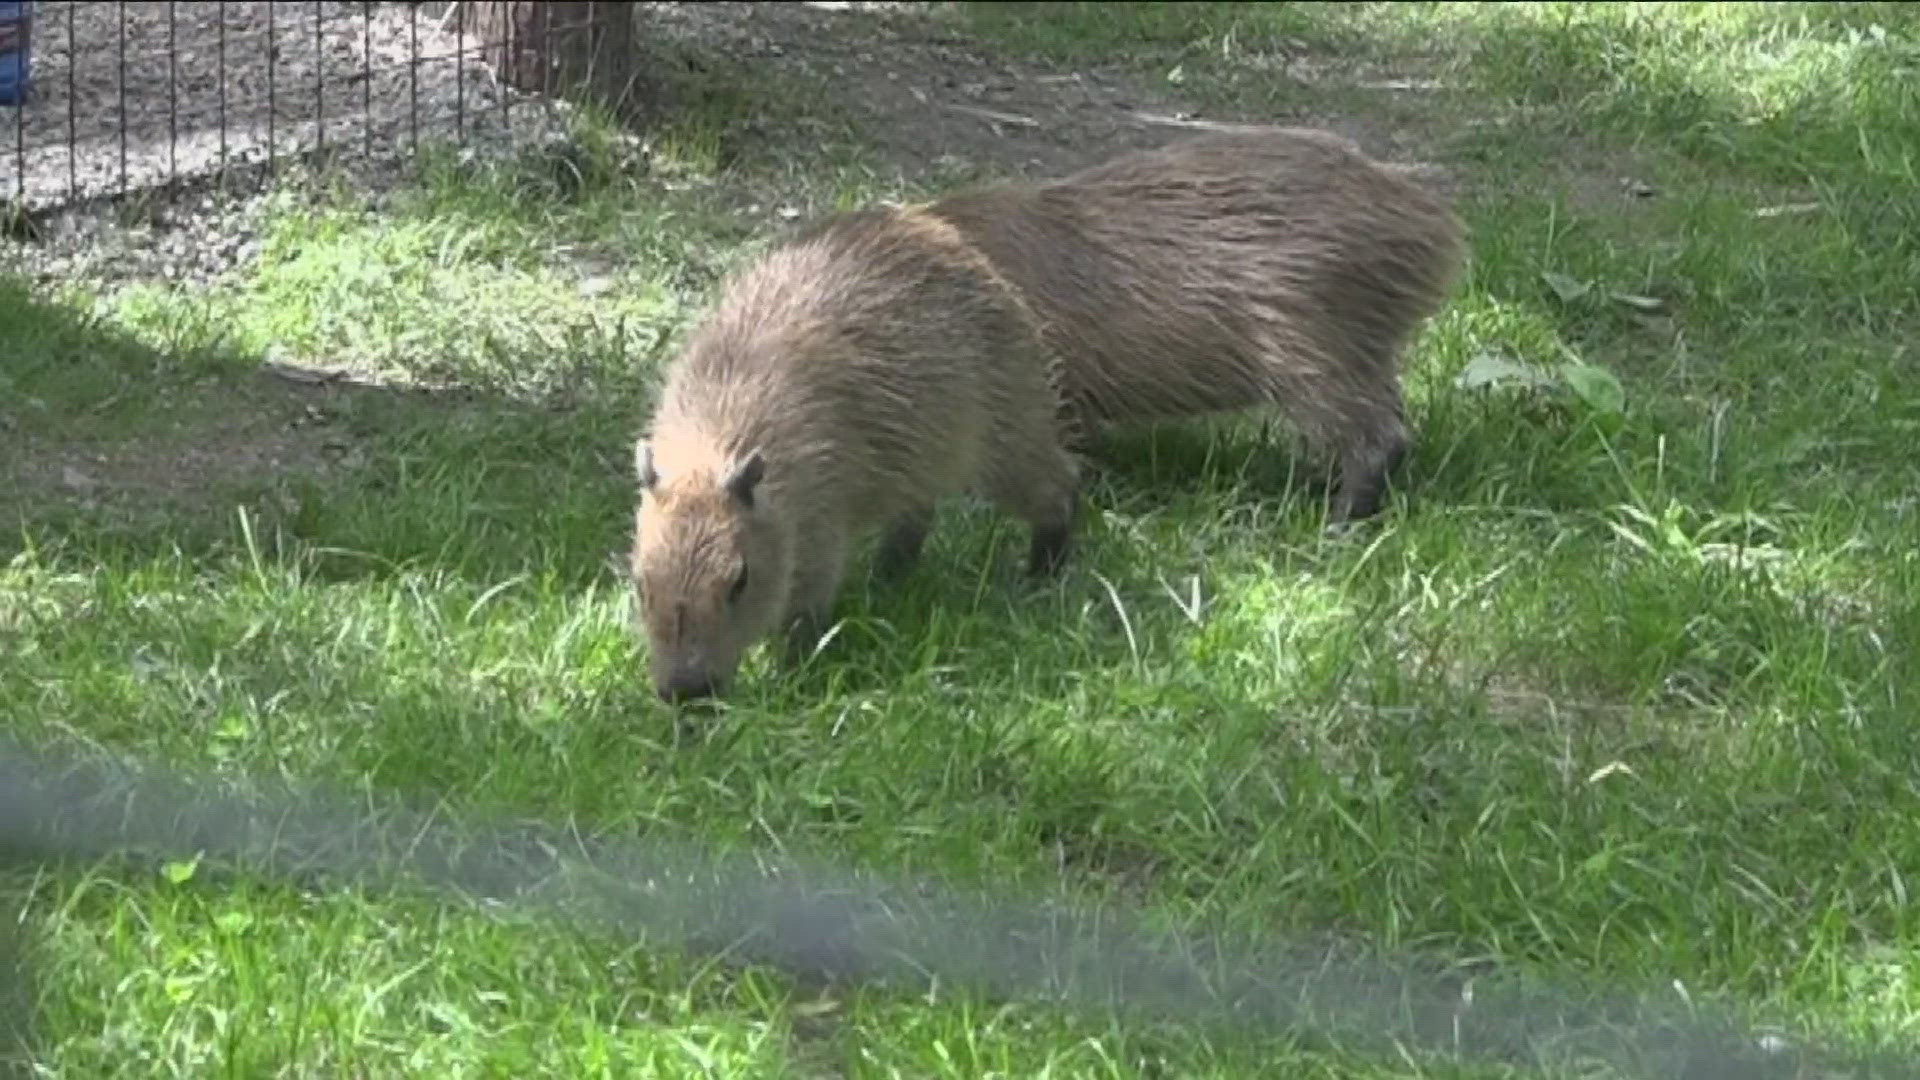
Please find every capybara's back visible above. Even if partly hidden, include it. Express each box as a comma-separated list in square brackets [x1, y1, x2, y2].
[925, 127, 1467, 521]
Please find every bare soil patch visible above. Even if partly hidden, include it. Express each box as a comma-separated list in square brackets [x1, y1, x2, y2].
[1, 365, 398, 528]
[640, 1, 1456, 180]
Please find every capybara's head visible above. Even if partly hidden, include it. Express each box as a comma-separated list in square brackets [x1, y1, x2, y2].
[630, 438, 788, 703]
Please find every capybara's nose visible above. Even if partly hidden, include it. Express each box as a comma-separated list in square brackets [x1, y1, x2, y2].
[658, 669, 718, 704]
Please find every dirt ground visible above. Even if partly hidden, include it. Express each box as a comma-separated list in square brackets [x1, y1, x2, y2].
[1, 364, 408, 528]
[645, 1, 1451, 175]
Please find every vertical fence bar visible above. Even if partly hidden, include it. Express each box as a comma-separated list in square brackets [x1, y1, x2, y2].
[585, 4, 598, 110]
[314, 0, 324, 163]
[267, 0, 277, 181]
[454, 0, 465, 143]
[9, 74, 17, 211]
[9, 0, 21, 207]
[361, 1, 370, 161]
[316, 0, 328, 165]
[66, 0, 75, 201]
[116, 0, 127, 197]
[539, 3, 551, 99]
[217, 0, 227, 175]
[499, 0, 510, 135]
[168, 1, 178, 188]
[407, 2, 417, 158]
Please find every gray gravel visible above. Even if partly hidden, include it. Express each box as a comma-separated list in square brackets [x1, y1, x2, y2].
[3, 2, 579, 289]
[6, 1, 569, 211]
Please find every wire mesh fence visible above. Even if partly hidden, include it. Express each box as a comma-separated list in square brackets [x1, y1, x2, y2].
[5, 731, 1912, 1080]
[2, 1, 628, 217]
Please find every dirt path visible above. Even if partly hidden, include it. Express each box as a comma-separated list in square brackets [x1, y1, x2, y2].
[646, 1, 1455, 179]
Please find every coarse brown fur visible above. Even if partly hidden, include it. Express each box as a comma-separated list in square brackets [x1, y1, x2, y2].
[921, 126, 1468, 522]
[631, 204, 1081, 702]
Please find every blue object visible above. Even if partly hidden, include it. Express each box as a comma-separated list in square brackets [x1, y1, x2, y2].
[0, 1, 31, 106]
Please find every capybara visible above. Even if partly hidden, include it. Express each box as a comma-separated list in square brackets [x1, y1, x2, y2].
[630, 204, 1081, 703]
[921, 126, 1467, 522]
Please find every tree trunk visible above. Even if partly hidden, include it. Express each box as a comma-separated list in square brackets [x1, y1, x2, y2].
[457, 2, 641, 111]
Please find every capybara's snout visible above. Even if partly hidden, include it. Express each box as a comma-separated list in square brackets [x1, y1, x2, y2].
[655, 665, 720, 705]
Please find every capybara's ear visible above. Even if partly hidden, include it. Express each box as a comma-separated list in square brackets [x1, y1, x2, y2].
[636, 439, 659, 490]
[724, 449, 766, 507]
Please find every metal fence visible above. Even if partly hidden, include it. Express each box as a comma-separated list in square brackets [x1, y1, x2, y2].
[4, 731, 1911, 1080]
[2, 1, 587, 217]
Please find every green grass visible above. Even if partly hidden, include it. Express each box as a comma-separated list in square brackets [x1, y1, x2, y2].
[5, 2, 1920, 1075]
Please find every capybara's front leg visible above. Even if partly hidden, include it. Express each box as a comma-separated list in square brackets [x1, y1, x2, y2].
[781, 529, 848, 664]
[874, 506, 934, 582]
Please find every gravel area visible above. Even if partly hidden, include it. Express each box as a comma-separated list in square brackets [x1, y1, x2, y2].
[1, 1, 594, 291]
[4, 1, 569, 214]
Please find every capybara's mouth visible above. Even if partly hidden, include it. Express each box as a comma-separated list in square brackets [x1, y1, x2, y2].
[656, 668, 726, 707]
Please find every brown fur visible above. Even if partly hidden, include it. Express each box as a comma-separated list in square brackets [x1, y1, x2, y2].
[921, 126, 1468, 521]
[631, 204, 1080, 702]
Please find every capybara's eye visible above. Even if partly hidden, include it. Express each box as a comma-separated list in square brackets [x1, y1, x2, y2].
[727, 566, 749, 604]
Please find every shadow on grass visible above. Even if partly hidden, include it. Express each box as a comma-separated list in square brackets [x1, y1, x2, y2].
[1, 267, 1454, 911]
[0, 268, 652, 589]
[0, 278, 1412, 1058]
[0, 286, 1650, 782]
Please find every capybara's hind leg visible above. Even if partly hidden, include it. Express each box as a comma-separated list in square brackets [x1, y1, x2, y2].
[984, 444, 1081, 579]
[1331, 400, 1411, 523]
[1026, 491, 1081, 579]
[982, 367, 1084, 578]
[874, 507, 933, 581]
